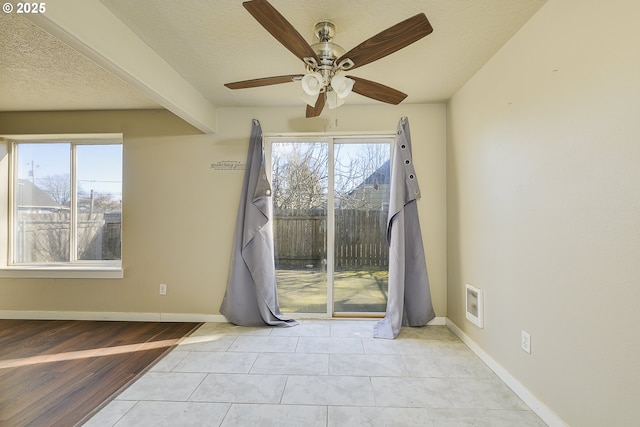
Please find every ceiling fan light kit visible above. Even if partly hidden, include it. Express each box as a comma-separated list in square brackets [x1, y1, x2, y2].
[300, 91, 320, 108]
[300, 71, 354, 108]
[225, 0, 433, 118]
[330, 74, 355, 99]
[301, 72, 324, 96]
[326, 90, 345, 110]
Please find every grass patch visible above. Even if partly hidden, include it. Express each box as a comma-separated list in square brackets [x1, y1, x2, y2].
[277, 267, 388, 314]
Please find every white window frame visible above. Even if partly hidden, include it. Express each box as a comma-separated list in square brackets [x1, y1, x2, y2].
[265, 131, 394, 317]
[0, 134, 123, 279]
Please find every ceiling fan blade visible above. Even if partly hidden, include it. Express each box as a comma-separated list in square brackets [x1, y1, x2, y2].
[347, 76, 407, 105]
[225, 75, 303, 89]
[337, 13, 432, 70]
[243, 0, 319, 63]
[306, 92, 326, 118]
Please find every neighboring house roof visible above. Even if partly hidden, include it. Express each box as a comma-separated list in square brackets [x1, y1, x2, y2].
[16, 179, 64, 209]
[361, 160, 390, 187]
[343, 160, 391, 210]
[348, 160, 391, 196]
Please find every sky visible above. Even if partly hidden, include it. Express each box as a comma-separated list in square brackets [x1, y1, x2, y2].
[16, 142, 122, 199]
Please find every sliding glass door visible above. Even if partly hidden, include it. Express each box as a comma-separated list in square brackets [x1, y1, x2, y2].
[268, 136, 391, 317]
[333, 142, 390, 315]
[270, 141, 328, 313]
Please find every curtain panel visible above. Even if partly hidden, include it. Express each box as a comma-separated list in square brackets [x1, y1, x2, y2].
[220, 119, 297, 327]
[374, 117, 435, 339]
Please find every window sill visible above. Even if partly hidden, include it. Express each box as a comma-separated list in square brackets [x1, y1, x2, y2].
[0, 266, 123, 279]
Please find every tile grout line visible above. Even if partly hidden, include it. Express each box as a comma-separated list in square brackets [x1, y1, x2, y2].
[325, 405, 329, 427]
[185, 367, 210, 403]
[110, 400, 140, 427]
[246, 347, 261, 375]
[278, 374, 291, 405]
[218, 402, 233, 427]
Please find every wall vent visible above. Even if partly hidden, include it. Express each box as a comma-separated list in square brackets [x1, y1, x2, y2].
[465, 284, 484, 328]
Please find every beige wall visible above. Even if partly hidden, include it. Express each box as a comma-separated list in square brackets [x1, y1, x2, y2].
[0, 110, 202, 138]
[447, 0, 640, 426]
[0, 104, 447, 318]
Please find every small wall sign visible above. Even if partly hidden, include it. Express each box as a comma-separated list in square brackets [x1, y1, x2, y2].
[210, 160, 245, 171]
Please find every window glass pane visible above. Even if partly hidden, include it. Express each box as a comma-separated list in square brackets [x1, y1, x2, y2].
[272, 142, 328, 313]
[333, 142, 390, 313]
[76, 144, 122, 261]
[14, 143, 71, 263]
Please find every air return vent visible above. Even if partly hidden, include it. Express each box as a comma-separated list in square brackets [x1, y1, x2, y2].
[465, 284, 484, 328]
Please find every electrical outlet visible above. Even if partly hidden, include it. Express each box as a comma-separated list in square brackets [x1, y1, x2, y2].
[521, 330, 531, 354]
[159, 284, 167, 295]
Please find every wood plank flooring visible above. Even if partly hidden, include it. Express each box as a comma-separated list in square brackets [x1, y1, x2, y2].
[0, 320, 201, 427]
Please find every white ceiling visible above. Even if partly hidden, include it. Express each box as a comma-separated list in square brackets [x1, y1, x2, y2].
[0, 0, 546, 131]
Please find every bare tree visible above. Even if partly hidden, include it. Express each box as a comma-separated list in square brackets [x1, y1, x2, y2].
[78, 190, 121, 214]
[272, 143, 328, 211]
[37, 174, 120, 212]
[334, 143, 390, 209]
[271, 142, 391, 211]
[38, 174, 71, 206]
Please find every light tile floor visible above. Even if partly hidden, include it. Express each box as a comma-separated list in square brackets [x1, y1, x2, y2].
[85, 320, 547, 427]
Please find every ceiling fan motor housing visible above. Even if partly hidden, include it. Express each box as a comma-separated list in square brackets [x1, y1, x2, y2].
[312, 21, 344, 56]
[307, 21, 353, 87]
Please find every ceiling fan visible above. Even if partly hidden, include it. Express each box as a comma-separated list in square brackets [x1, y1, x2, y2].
[224, 0, 433, 118]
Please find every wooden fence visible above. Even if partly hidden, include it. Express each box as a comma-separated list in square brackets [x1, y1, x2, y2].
[14, 211, 121, 262]
[273, 208, 388, 269]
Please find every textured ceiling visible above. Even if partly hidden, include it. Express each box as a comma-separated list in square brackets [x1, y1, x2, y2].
[0, 0, 546, 115]
[0, 13, 160, 111]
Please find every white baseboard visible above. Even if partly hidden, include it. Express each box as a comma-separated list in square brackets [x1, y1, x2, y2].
[446, 319, 567, 427]
[427, 316, 447, 326]
[0, 311, 446, 325]
[0, 310, 228, 323]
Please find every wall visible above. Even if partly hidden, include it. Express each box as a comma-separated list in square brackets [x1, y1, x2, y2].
[447, 0, 640, 426]
[0, 104, 447, 319]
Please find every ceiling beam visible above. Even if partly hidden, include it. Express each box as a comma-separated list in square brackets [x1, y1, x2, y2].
[24, 0, 217, 133]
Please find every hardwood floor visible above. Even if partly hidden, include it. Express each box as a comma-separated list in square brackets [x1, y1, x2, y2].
[0, 320, 201, 427]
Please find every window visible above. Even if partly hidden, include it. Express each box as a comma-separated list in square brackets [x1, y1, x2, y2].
[1, 135, 122, 276]
[266, 134, 393, 316]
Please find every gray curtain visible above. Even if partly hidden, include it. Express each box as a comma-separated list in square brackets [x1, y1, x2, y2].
[220, 119, 297, 327]
[374, 117, 436, 339]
